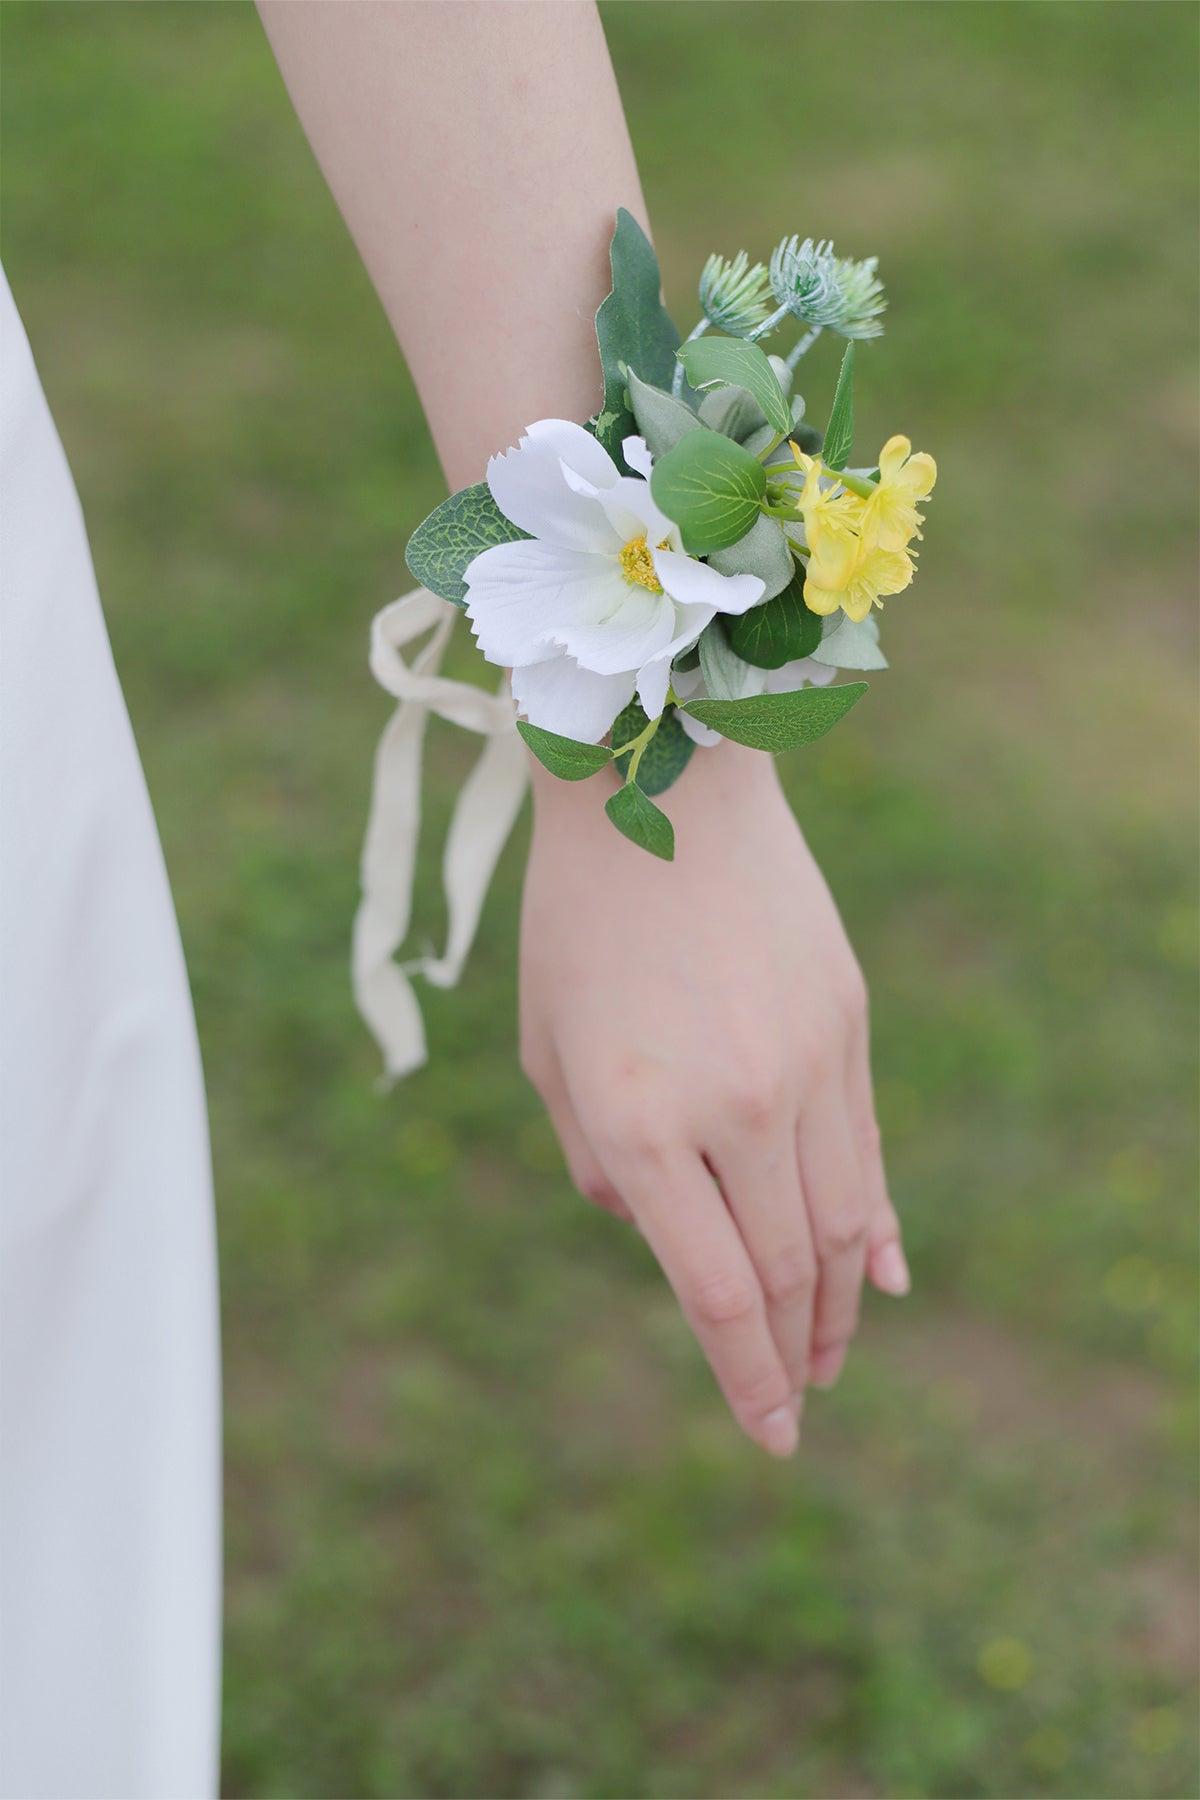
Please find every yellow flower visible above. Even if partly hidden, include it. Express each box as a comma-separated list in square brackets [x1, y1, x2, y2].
[786, 437, 932, 621]
[859, 434, 937, 552]
[789, 446, 863, 550]
[804, 532, 914, 622]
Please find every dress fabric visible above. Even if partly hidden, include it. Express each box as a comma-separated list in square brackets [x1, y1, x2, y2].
[0, 270, 220, 1799]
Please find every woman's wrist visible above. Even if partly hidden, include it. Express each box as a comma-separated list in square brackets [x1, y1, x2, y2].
[527, 735, 783, 830]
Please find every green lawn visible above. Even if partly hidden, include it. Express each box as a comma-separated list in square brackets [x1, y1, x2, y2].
[3, 4, 1197, 1796]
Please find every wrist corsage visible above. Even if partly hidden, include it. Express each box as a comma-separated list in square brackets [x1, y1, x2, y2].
[405, 209, 936, 861]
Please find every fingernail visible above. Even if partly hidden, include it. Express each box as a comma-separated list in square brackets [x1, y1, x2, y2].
[760, 1404, 799, 1458]
[873, 1241, 911, 1296]
[810, 1343, 847, 1389]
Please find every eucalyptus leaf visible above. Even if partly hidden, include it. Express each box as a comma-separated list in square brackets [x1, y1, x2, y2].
[682, 681, 867, 752]
[706, 512, 794, 600]
[698, 384, 768, 444]
[698, 618, 758, 701]
[405, 483, 529, 608]
[727, 570, 823, 669]
[611, 702, 694, 796]
[823, 341, 855, 471]
[626, 369, 702, 460]
[742, 422, 781, 459]
[679, 336, 792, 435]
[811, 612, 888, 671]
[605, 782, 675, 860]
[594, 209, 682, 464]
[650, 431, 766, 554]
[516, 721, 613, 781]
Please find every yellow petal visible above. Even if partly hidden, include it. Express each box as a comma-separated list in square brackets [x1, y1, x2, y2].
[878, 435, 911, 478]
[897, 451, 937, 499]
[869, 548, 915, 596]
[802, 577, 843, 616]
[841, 590, 874, 623]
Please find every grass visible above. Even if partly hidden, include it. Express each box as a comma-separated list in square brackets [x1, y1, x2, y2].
[2, 3, 1197, 1795]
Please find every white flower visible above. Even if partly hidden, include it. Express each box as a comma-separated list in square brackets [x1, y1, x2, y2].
[462, 420, 765, 742]
[672, 652, 836, 747]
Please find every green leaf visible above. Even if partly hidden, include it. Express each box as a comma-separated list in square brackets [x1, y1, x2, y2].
[698, 384, 767, 445]
[626, 369, 702, 459]
[679, 336, 793, 436]
[707, 512, 794, 599]
[682, 681, 867, 752]
[405, 483, 529, 608]
[594, 209, 681, 463]
[650, 430, 766, 554]
[823, 341, 855, 471]
[811, 612, 889, 671]
[605, 781, 675, 860]
[611, 702, 695, 796]
[698, 617, 756, 700]
[516, 721, 613, 781]
[727, 570, 823, 669]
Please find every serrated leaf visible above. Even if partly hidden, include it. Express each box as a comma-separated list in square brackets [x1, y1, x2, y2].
[516, 720, 613, 781]
[698, 384, 767, 444]
[823, 341, 855, 471]
[706, 512, 794, 600]
[682, 681, 867, 752]
[811, 612, 889, 671]
[405, 483, 529, 607]
[605, 781, 675, 860]
[679, 336, 793, 436]
[611, 702, 695, 796]
[626, 369, 702, 459]
[650, 430, 766, 554]
[594, 209, 681, 463]
[727, 570, 823, 669]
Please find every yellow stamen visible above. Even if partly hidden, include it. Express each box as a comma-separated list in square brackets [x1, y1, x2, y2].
[619, 534, 663, 593]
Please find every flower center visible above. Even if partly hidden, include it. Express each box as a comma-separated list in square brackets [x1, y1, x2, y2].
[619, 534, 663, 594]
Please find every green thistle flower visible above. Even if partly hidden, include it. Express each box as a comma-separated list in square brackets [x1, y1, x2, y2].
[697, 251, 775, 337]
[768, 236, 886, 339]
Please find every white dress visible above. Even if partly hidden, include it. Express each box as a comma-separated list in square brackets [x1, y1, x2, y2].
[0, 271, 220, 1798]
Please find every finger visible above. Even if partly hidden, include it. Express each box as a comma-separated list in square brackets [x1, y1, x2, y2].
[617, 1149, 799, 1458]
[797, 1091, 868, 1389]
[705, 1129, 816, 1402]
[846, 1022, 910, 1298]
[533, 1058, 634, 1223]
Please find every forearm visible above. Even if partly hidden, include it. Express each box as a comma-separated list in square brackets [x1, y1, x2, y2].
[257, 0, 645, 490]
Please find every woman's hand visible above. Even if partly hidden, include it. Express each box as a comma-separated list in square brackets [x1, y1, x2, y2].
[519, 742, 910, 1458]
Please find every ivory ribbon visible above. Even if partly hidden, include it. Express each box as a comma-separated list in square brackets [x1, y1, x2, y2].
[352, 587, 529, 1084]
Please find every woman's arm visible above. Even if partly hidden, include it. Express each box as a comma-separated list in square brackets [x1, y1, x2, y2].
[258, 0, 909, 1458]
[257, 0, 640, 488]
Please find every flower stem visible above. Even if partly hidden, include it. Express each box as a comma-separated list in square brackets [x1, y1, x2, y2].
[614, 710, 661, 782]
[746, 301, 792, 344]
[828, 465, 875, 499]
[672, 319, 709, 397]
[785, 324, 823, 368]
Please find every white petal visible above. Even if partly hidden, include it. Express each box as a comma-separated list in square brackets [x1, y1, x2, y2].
[596, 475, 677, 549]
[464, 539, 613, 668]
[654, 548, 765, 617]
[621, 434, 655, 479]
[512, 653, 635, 744]
[554, 576, 678, 676]
[635, 603, 714, 719]
[525, 418, 622, 489]
[764, 656, 837, 693]
[486, 426, 618, 553]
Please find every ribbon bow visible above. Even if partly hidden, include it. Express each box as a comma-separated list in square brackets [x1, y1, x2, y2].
[352, 588, 529, 1084]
